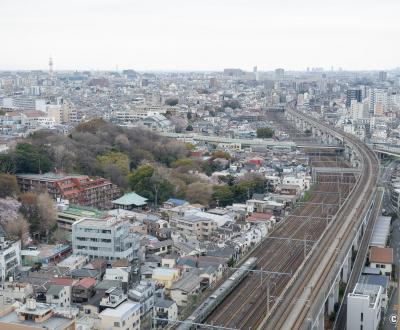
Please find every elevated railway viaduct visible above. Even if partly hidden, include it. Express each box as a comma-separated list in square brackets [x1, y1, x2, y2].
[260, 108, 379, 329]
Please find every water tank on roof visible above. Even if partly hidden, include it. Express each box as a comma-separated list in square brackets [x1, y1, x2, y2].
[26, 299, 37, 310]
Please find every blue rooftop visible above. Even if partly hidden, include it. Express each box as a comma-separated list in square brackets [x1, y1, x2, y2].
[165, 198, 188, 206]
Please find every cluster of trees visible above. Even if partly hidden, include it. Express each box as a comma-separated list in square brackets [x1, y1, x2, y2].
[1, 119, 189, 188]
[256, 127, 275, 138]
[165, 98, 179, 106]
[212, 173, 267, 206]
[19, 192, 58, 241]
[0, 118, 271, 242]
[0, 174, 60, 244]
[0, 174, 19, 198]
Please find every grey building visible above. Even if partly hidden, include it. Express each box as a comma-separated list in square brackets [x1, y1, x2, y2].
[72, 217, 140, 265]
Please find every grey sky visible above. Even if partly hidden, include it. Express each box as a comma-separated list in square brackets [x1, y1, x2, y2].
[1, 0, 399, 71]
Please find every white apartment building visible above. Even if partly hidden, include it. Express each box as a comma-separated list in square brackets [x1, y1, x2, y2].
[99, 301, 140, 330]
[169, 214, 217, 240]
[72, 217, 140, 265]
[350, 100, 369, 120]
[0, 239, 21, 283]
[368, 89, 388, 116]
[347, 283, 382, 330]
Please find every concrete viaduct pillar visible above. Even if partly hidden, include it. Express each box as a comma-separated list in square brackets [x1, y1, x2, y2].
[342, 253, 351, 283]
[327, 278, 340, 314]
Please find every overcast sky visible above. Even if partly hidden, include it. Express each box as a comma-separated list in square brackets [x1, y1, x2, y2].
[1, 0, 399, 71]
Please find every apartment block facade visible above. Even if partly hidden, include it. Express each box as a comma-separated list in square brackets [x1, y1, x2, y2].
[72, 217, 140, 265]
[17, 172, 121, 209]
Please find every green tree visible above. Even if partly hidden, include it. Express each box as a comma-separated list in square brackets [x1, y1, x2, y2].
[128, 164, 175, 205]
[212, 185, 234, 206]
[97, 152, 130, 174]
[0, 174, 19, 198]
[0, 153, 16, 173]
[128, 164, 154, 188]
[256, 127, 274, 138]
[15, 143, 53, 173]
[170, 158, 195, 169]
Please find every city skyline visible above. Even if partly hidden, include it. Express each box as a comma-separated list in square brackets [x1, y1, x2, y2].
[1, 0, 400, 71]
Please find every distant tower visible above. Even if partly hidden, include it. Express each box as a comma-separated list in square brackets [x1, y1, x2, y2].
[253, 66, 259, 81]
[49, 56, 54, 80]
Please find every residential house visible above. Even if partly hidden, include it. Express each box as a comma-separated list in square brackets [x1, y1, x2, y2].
[72, 277, 96, 303]
[170, 271, 201, 307]
[46, 284, 71, 307]
[369, 247, 393, 277]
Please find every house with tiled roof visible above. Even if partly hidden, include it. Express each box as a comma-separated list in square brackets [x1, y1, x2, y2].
[72, 277, 96, 303]
[369, 246, 393, 277]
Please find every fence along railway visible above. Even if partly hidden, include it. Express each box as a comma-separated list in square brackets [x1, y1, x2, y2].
[174, 106, 378, 330]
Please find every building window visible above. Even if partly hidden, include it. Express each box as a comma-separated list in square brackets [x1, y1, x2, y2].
[361, 313, 363, 321]
[114, 321, 120, 327]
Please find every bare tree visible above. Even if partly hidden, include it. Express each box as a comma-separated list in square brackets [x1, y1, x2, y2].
[4, 215, 30, 245]
[37, 193, 57, 241]
[186, 182, 213, 206]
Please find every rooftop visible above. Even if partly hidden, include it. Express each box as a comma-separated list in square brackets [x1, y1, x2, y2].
[100, 301, 140, 318]
[46, 285, 65, 296]
[75, 277, 96, 289]
[17, 172, 87, 181]
[351, 283, 382, 308]
[0, 308, 74, 329]
[112, 192, 148, 206]
[59, 204, 106, 219]
[370, 246, 393, 264]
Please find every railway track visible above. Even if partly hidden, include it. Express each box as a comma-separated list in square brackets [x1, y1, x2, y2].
[206, 172, 350, 329]
[205, 109, 378, 330]
[262, 110, 379, 329]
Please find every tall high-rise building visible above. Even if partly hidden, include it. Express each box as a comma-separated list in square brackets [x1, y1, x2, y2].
[378, 71, 387, 82]
[209, 77, 217, 88]
[49, 56, 54, 80]
[275, 68, 284, 80]
[346, 89, 362, 108]
[253, 66, 259, 81]
[368, 88, 388, 116]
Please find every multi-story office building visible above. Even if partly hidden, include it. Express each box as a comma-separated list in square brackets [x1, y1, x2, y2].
[17, 172, 121, 209]
[378, 71, 387, 82]
[346, 89, 362, 108]
[72, 217, 140, 265]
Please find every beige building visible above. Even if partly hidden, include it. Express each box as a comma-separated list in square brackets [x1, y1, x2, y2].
[169, 215, 216, 240]
[99, 301, 140, 330]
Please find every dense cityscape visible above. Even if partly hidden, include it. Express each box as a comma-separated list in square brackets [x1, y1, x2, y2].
[1, 1, 400, 330]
